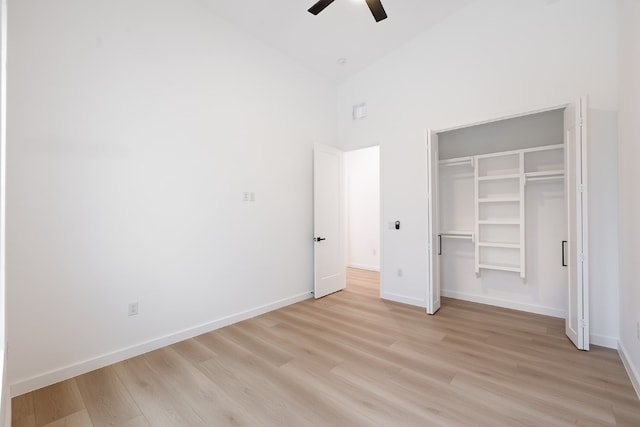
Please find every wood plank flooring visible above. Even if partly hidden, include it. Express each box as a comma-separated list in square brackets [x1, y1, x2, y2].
[12, 268, 640, 426]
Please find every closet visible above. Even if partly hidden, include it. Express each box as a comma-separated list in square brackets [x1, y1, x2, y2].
[426, 100, 589, 350]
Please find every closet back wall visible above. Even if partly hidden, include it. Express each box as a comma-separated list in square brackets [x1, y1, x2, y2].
[439, 110, 564, 159]
[7, 0, 336, 395]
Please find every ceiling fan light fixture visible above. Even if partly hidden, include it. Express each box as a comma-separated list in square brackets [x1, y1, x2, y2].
[308, 0, 387, 22]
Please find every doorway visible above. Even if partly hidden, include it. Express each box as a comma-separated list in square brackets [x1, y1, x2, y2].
[345, 146, 381, 294]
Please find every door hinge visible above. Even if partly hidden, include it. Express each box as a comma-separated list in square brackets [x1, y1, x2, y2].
[579, 319, 588, 328]
[578, 184, 585, 193]
[578, 253, 585, 263]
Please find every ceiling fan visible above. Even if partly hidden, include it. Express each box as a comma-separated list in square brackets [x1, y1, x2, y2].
[308, 0, 388, 22]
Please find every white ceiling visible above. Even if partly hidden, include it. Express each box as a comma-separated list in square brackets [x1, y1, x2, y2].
[197, 0, 474, 82]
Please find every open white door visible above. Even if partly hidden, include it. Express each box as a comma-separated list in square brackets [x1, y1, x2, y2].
[426, 130, 441, 314]
[313, 143, 345, 299]
[564, 97, 589, 350]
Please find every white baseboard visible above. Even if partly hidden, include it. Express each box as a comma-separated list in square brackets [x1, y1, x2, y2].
[440, 289, 566, 318]
[10, 292, 312, 397]
[381, 291, 425, 307]
[618, 341, 640, 400]
[590, 334, 618, 349]
[348, 263, 380, 272]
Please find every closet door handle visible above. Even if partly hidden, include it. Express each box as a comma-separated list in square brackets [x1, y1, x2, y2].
[562, 240, 567, 267]
[438, 234, 442, 256]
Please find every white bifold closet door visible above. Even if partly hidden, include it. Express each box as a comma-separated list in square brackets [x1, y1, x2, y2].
[426, 130, 441, 315]
[564, 97, 589, 351]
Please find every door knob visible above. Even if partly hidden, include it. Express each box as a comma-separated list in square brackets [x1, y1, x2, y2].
[314, 237, 326, 242]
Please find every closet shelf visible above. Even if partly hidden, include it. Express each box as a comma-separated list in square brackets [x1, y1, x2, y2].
[477, 143, 563, 158]
[478, 242, 520, 249]
[477, 174, 520, 181]
[478, 220, 520, 225]
[478, 263, 521, 273]
[527, 175, 564, 183]
[478, 197, 520, 203]
[525, 169, 564, 178]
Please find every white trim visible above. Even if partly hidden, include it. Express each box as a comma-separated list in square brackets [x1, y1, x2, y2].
[379, 143, 385, 301]
[10, 292, 312, 397]
[588, 334, 617, 349]
[348, 263, 380, 272]
[618, 341, 640, 400]
[441, 290, 565, 318]
[381, 292, 425, 307]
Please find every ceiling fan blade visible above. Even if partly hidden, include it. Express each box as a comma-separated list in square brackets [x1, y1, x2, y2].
[308, 0, 336, 15]
[364, 0, 388, 22]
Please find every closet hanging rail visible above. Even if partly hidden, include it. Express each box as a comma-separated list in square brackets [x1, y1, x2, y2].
[526, 175, 564, 183]
[440, 230, 474, 242]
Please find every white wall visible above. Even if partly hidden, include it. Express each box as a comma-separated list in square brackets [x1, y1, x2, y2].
[337, 0, 620, 345]
[617, 0, 640, 396]
[7, 0, 336, 394]
[346, 146, 380, 271]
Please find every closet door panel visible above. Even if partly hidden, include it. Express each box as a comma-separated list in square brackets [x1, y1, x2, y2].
[564, 97, 589, 351]
[426, 130, 441, 315]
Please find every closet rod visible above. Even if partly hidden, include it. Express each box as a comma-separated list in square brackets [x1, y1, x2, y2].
[441, 234, 473, 240]
[526, 175, 564, 182]
[439, 231, 474, 242]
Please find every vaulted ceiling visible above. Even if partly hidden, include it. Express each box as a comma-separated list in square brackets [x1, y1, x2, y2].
[197, 0, 474, 82]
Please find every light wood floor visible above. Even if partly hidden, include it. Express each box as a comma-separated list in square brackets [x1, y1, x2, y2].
[12, 268, 640, 426]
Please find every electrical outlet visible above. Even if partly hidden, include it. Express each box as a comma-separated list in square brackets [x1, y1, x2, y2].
[128, 302, 139, 316]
